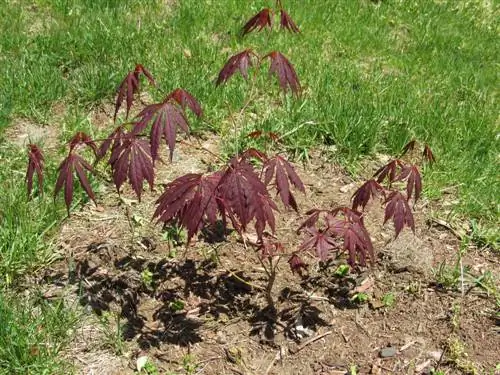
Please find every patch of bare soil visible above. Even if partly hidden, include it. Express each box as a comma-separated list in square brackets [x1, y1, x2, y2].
[3, 117, 60, 151]
[37, 136, 499, 375]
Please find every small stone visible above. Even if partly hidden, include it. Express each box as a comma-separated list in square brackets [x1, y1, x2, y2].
[340, 182, 355, 193]
[380, 347, 397, 358]
[382, 231, 433, 275]
[427, 350, 443, 361]
[216, 331, 227, 344]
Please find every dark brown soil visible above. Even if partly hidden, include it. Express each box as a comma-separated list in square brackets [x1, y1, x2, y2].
[35, 136, 499, 375]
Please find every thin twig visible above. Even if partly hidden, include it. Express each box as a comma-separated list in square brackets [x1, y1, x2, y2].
[289, 331, 332, 354]
[264, 349, 282, 375]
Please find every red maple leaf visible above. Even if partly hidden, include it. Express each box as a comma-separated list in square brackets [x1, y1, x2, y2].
[108, 134, 154, 201]
[280, 9, 300, 33]
[327, 215, 374, 266]
[97, 125, 126, 160]
[55, 153, 96, 212]
[263, 155, 305, 211]
[165, 88, 202, 117]
[216, 49, 256, 86]
[351, 179, 385, 211]
[241, 8, 272, 36]
[288, 253, 308, 276]
[373, 159, 403, 185]
[298, 207, 373, 266]
[134, 100, 190, 162]
[26, 144, 44, 198]
[247, 130, 280, 143]
[401, 139, 416, 156]
[384, 191, 415, 237]
[264, 51, 301, 95]
[218, 157, 278, 241]
[299, 226, 337, 260]
[114, 64, 155, 122]
[396, 165, 422, 202]
[153, 155, 278, 243]
[153, 172, 222, 243]
[69, 131, 97, 155]
[423, 144, 436, 164]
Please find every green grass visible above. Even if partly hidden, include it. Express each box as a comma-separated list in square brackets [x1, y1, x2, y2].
[0, 1, 498, 372]
[0, 291, 77, 375]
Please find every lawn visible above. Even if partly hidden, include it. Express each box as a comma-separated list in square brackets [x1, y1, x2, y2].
[0, 0, 498, 373]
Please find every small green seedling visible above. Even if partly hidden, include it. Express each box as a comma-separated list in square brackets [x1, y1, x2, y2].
[351, 292, 369, 304]
[382, 292, 396, 307]
[141, 269, 154, 289]
[335, 264, 350, 277]
[169, 299, 185, 312]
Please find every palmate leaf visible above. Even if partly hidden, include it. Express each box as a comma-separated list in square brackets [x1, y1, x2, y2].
[263, 155, 305, 211]
[218, 157, 278, 241]
[153, 155, 278, 244]
[401, 139, 416, 156]
[299, 226, 337, 260]
[165, 88, 203, 117]
[153, 172, 222, 243]
[396, 165, 422, 202]
[97, 125, 126, 160]
[423, 144, 436, 164]
[134, 100, 190, 162]
[384, 191, 415, 237]
[108, 134, 154, 201]
[55, 153, 96, 212]
[216, 49, 256, 86]
[114, 64, 155, 122]
[280, 9, 300, 33]
[373, 159, 404, 185]
[298, 207, 373, 266]
[26, 144, 44, 199]
[326, 214, 374, 267]
[264, 51, 301, 95]
[69, 131, 97, 155]
[351, 179, 385, 211]
[241, 8, 272, 36]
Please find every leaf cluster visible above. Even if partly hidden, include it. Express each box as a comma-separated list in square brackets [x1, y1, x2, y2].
[216, 49, 301, 95]
[241, 1, 300, 36]
[152, 149, 305, 245]
[26, 66, 206, 211]
[297, 140, 435, 267]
